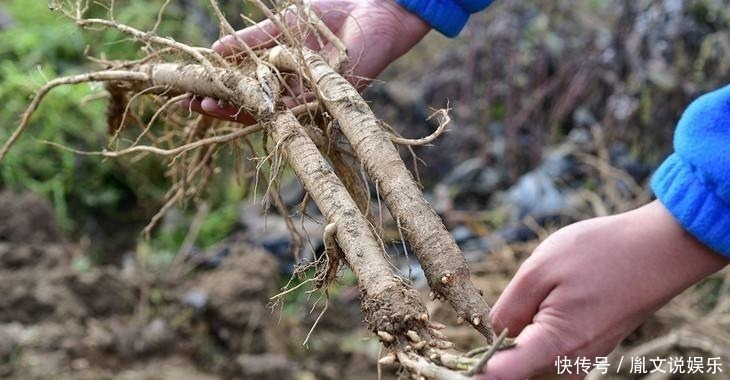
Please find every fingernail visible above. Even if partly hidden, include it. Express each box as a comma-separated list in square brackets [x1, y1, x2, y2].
[211, 40, 221, 52]
[201, 97, 220, 113]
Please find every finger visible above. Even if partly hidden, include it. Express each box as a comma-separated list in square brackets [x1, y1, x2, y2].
[214, 5, 351, 57]
[282, 91, 317, 109]
[212, 7, 311, 56]
[201, 97, 256, 124]
[489, 258, 554, 337]
[178, 96, 197, 112]
[179, 97, 256, 124]
[200, 97, 234, 116]
[479, 323, 571, 380]
[178, 96, 210, 117]
[333, 21, 398, 89]
[213, 18, 281, 56]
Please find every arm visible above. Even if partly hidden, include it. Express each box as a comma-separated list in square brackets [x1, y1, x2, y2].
[651, 84, 730, 259]
[484, 201, 727, 379]
[483, 87, 730, 379]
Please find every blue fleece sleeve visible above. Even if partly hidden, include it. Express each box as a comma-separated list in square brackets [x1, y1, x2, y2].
[651, 84, 730, 258]
[395, 0, 494, 37]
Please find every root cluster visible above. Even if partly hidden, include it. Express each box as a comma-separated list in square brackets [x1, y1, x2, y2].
[1, 1, 507, 378]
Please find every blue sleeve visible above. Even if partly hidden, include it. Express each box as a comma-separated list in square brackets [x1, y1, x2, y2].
[395, 0, 494, 37]
[651, 84, 730, 258]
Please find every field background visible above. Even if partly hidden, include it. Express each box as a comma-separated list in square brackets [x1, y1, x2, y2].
[0, 0, 728, 379]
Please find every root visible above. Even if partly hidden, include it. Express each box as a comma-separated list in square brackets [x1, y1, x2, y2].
[1, 70, 149, 162]
[316, 124, 371, 217]
[268, 46, 494, 341]
[75, 17, 231, 81]
[302, 293, 329, 347]
[130, 93, 189, 146]
[4, 58, 482, 378]
[315, 223, 344, 289]
[263, 106, 429, 337]
[4, 4, 505, 377]
[104, 123, 261, 158]
[396, 352, 471, 380]
[389, 108, 451, 146]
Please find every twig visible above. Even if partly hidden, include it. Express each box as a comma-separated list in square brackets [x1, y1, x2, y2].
[302, 293, 329, 347]
[131, 93, 189, 146]
[390, 108, 451, 146]
[40, 123, 263, 158]
[466, 328, 509, 376]
[76, 18, 231, 94]
[152, 0, 172, 33]
[1, 70, 149, 162]
[172, 201, 210, 274]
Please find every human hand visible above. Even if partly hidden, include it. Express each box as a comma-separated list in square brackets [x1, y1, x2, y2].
[482, 201, 728, 379]
[187, 0, 430, 123]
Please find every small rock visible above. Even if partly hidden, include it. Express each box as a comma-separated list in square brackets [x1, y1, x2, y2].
[181, 289, 208, 312]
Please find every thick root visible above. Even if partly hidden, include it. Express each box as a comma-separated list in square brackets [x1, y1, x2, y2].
[263, 107, 430, 337]
[268, 46, 494, 341]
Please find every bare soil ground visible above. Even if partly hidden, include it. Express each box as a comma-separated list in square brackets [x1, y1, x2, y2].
[0, 191, 401, 380]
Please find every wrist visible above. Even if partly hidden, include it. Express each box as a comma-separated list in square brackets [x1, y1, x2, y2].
[625, 201, 727, 294]
[379, 0, 431, 47]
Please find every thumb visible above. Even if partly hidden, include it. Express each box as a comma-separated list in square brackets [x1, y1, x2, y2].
[479, 323, 568, 380]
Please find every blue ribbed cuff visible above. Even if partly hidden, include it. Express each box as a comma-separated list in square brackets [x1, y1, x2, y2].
[454, 0, 494, 13]
[651, 153, 730, 258]
[395, 0, 471, 37]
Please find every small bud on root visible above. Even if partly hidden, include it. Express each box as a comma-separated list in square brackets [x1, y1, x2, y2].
[406, 330, 421, 343]
[378, 353, 397, 366]
[377, 331, 395, 343]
